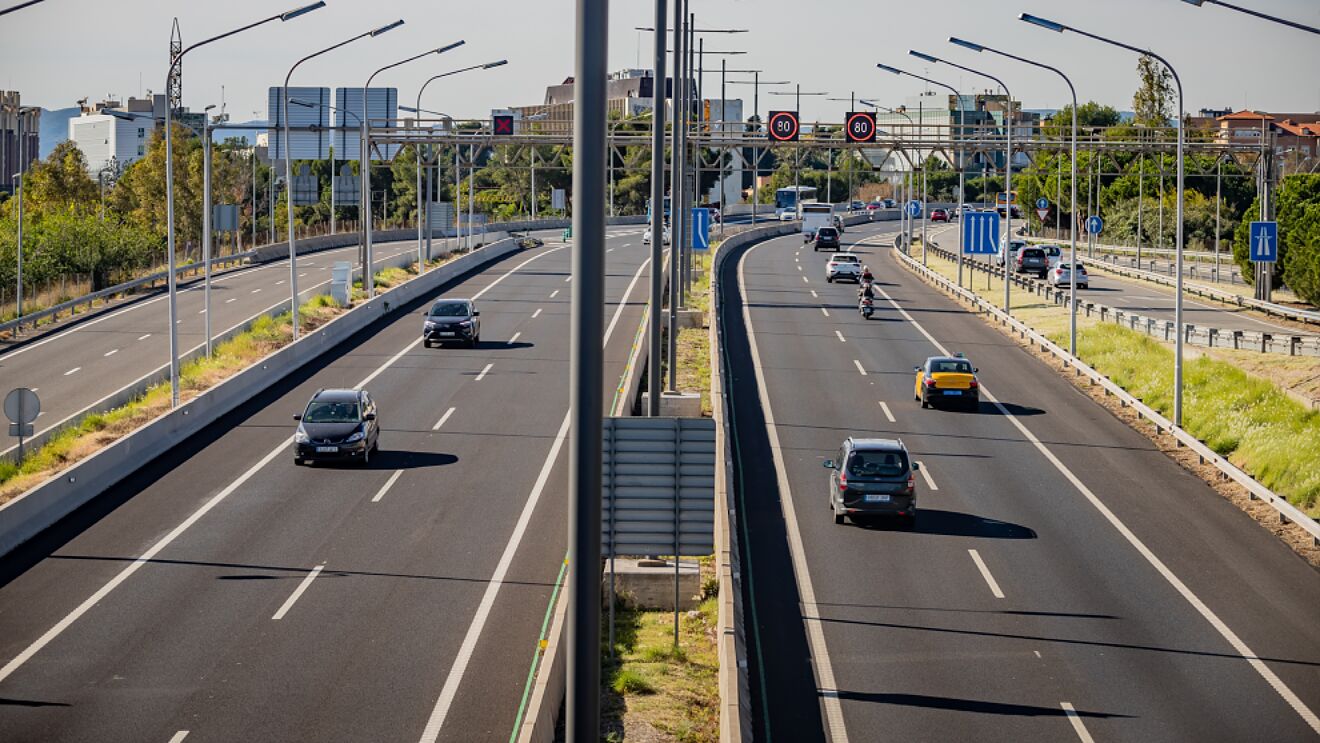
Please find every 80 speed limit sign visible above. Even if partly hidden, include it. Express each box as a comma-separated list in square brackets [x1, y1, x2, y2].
[767, 110, 800, 142]
[845, 111, 876, 143]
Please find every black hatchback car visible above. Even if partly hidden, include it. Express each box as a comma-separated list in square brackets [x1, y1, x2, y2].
[423, 299, 481, 348]
[293, 388, 380, 466]
[813, 226, 841, 252]
[823, 437, 920, 528]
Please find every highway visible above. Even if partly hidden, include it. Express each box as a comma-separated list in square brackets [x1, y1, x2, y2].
[719, 222, 1320, 742]
[0, 235, 535, 460]
[0, 225, 652, 742]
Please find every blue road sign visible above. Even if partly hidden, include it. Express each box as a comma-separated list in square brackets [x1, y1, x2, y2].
[691, 208, 712, 251]
[1249, 221, 1278, 262]
[906, 200, 923, 218]
[962, 211, 1000, 255]
[1036, 197, 1049, 210]
[1086, 215, 1104, 235]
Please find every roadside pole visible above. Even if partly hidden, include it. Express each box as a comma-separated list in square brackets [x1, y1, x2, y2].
[648, 0, 668, 416]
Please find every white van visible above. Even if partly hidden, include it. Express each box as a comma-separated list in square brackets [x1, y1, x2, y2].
[801, 202, 834, 242]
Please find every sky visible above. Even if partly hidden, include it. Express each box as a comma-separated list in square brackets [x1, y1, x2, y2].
[3, 0, 1320, 124]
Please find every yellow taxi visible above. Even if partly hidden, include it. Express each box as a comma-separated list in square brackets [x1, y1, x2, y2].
[914, 354, 979, 409]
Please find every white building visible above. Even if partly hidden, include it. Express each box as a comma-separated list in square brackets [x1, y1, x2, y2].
[68, 95, 163, 175]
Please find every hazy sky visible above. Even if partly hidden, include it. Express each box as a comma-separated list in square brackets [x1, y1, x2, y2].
[4, 0, 1319, 123]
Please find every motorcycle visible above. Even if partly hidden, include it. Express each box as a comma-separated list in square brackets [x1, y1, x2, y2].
[859, 297, 875, 319]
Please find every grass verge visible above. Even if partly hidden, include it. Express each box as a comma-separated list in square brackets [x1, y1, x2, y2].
[910, 242, 1320, 516]
[676, 255, 713, 417]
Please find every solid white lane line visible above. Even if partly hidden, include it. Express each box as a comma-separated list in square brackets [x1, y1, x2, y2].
[875, 281, 1320, 734]
[531, 308, 542, 319]
[1060, 702, 1096, 743]
[137, 334, 151, 341]
[475, 363, 493, 381]
[272, 564, 325, 620]
[878, 401, 896, 423]
[64, 367, 80, 376]
[371, 470, 405, 503]
[738, 239, 850, 743]
[820, 307, 830, 318]
[968, 549, 1005, 599]
[167, 732, 189, 743]
[432, 407, 456, 431]
[834, 330, 846, 343]
[509, 332, 522, 344]
[550, 290, 559, 299]
[916, 461, 939, 490]
[103, 349, 118, 357]
[853, 359, 867, 376]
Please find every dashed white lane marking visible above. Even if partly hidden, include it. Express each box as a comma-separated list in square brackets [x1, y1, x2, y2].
[810, 290, 819, 298]
[879, 401, 896, 423]
[226, 298, 237, 304]
[103, 349, 118, 357]
[509, 332, 522, 344]
[251, 288, 261, 294]
[606, 247, 615, 253]
[550, 290, 559, 299]
[475, 363, 493, 381]
[167, 732, 189, 743]
[198, 309, 206, 314]
[1060, 702, 1096, 743]
[275, 279, 285, 285]
[968, 549, 1005, 599]
[299, 272, 307, 278]
[853, 359, 867, 376]
[137, 334, 151, 341]
[371, 470, 405, 503]
[802, 276, 809, 283]
[834, 330, 846, 343]
[271, 564, 325, 620]
[916, 461, 939, 490]
[64, 367, 80, 376]
[564, 275, 572, 283]
[176, 320, 182, 324]
[1034, 650, 1043, 659]
[432, 407, 456, 431]
[820, 307, 830, 318]
[531, 308, 542, 319]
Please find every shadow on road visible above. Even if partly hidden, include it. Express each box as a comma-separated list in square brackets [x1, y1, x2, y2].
[851, 509, 1037, 539]
[833, 691, 1131, 719]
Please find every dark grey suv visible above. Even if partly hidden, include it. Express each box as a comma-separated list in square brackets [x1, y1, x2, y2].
[423, 298, 481, 348]
[823, 437, 919, 527]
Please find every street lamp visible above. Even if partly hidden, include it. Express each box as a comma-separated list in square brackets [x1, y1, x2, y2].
[1179, 0, 1320, 34]
[949, 36, 1081, 356]
[292, 97, 365, 244]
[361, 40, 466, 300]
[1021, 13, 1188, 427]
[648, 0, 668, 416]
[283, 20, 402, 341]
[161, 1, 326, 407]
[413, 60, 508, 267]
[727, 75, 788, 225]
[861, 101, 919, 244]
[0, 0, 45, 17]
[906, 54, 971, 276]
[768, 86, 828, 218]
[202, 104, 217, 357]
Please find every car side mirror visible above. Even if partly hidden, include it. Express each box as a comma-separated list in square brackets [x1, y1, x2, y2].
[911, 462, 921, 471]
[913, 367, 921, 373]
[293, 414, 302, 421]
[473, 310, 480, 316]
[363, 412, 377, 421]
[822, 459, 835, 470]
[973, 368, 979, 373]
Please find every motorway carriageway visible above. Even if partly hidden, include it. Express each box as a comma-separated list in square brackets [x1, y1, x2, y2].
[720, 222, 1320, 742]
[0, 226, 651, 742]
[0, 235, 539, 460]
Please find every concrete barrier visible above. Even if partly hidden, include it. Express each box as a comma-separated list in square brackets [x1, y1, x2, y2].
[0, 238, 524, 558]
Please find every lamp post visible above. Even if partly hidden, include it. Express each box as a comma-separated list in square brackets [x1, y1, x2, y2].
[202, 104, 216, 357]
[1179, 0, 1320, 34]
[0, 0, 46, 17]
[727, 75, 787, 225]
[285, 21, 401, 340]
[1021, 13, 1187, 426]
[290, 96, 365, 241]
[947, 36, 1081, 356]
[863, 101, 917, 249]
[648, 0, 668, 416]
[400, 104, 453, 263]
[768, 86, 829, 218]
[161, 1, 326, 407]
[361, 40, 466, 300]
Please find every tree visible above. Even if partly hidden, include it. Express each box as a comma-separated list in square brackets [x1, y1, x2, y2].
[1133, 55, 1174, 128]
[1234, 174, 1320, 305]
[1042, 102, 1121, 139]
[21, 141, 99, 217]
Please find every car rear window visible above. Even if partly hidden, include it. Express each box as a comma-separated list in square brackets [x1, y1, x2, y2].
[932, 360, 973, 374]
[1022, 249, 1045, 258]
[818, 228, 838, 237]
[832, 254, 859, 262]
[847, 450, 909, 478]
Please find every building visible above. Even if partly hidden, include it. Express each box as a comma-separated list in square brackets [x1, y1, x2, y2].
[1, 91, 41, 194]
[68, 95, 165, 175]
[1216, 110, 1320, 160]
[872, 91, 1040, 175]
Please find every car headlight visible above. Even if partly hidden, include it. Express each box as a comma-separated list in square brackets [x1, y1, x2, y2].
[294, 428, 310, 444]
[424, 321, 435, 330]
[458, 320, 473, 327]
[345, 430, 366, 443]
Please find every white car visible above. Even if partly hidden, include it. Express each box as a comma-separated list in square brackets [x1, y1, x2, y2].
[826, 253, 862, 283]
[996, 237, 1029, 267]
[832, 214, 845, 233]
[642, 226, 671, 245]
[1047, 262, 1089, 289]
[957, 203, 976, 219]
[778, 209, 797, 222]
[1037, 244, 1063, 270]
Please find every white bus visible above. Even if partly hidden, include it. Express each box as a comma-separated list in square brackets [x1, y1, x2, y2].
[775, 186, 817, 218]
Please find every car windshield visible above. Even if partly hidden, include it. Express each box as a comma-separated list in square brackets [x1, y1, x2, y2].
[932, 359, 973, 374]
[430, 302, 470, 317]
[847, 450, 909, 478]
[303, 400, 360, 423]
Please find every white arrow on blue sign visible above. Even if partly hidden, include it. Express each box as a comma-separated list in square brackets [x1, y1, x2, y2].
[1086, 215, 1104, 235]
[1249, 221, 1278, 263]
[906, 200, 923, 218]
[691, 208, 712, 251]
[961, 211, 1000, 255]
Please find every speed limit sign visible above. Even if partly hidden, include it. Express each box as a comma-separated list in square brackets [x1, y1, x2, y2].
[845, 111, 876, 143]
[767, 110, 800, 142]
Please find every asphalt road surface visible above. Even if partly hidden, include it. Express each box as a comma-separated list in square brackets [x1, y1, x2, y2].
[0, 224, 654, 742]
[719, 221, 1320, 742]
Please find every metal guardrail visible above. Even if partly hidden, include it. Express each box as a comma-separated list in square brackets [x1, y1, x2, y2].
[922, 243, 1320, 358]
[1090, 252, 1245, 287]
[895, 247, 1320, 547]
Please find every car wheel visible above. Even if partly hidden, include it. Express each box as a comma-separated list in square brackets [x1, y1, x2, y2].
[833, 509, 846, 525]
[899, 514, 916, 531]
[826, 276, 833, 283]
[293, 458, 303, 466]
[920, 392, 929, 409]
[423, 340, 431, 348]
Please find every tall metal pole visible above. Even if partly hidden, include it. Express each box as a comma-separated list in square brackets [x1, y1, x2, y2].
[282, 83, 300, 339]
[164, 70, 181, 406]
[203, 113, 214, 356]
[531, 147, 537, 220]
[751, 71, 758, 226]
[417, 139, 426, 264]
[667, 0, 684, 392]
[1003, 88, 1013, 315]
[425, 157, 434, 261]
[566, 0, 607, 736]
[648, 0, 668, 417]
[1214, 156, 1222, 279]
[330, 144, 336, 235]
[13, 171, 21, 327]
[1137, 150, 1144, 261]
[251, 149, 257, 250]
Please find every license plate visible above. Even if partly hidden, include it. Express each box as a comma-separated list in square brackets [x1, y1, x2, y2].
[944, 390, 962, 396]
[438, 331, 455, 336]
[864, 494, 891, 503]
[316, 446, 337, 453]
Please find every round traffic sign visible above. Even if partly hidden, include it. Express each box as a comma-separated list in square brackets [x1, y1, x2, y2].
[4, 387, 40, 425]
[845, 111, 876, 143]
[1086, 215, 1104, 235]
[906, 200, 923, 218]
[767, 111, 800, 142]
[1036, 197, 1049, 210]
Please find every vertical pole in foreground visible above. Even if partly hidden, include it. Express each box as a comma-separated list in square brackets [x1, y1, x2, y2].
[203, 118, 214, 356]
[667, 0, 684, 393]
[566, 0, 607, 737]
[648, 0, 668, 417]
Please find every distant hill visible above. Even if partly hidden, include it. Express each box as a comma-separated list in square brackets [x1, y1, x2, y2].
[38, 107, 79, 159]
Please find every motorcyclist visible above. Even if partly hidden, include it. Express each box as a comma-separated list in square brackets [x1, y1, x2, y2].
[861, 265, 874, 283]
[858, 282, 876, 312]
